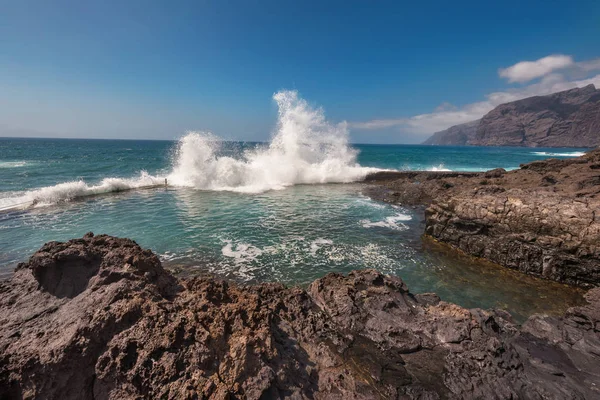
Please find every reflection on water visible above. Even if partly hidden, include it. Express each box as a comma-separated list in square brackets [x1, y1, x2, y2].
[0, 183, 584, 323]
[415, 239, 586, 323]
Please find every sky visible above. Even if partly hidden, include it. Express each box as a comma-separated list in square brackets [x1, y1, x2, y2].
[1, 0, 599, 143]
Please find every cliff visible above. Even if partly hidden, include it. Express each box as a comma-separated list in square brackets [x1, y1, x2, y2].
[422, 84, 600, 147]
[422, 120, 479, 145]
[365, 149, 600, 288]
[1, 234, 599, 399]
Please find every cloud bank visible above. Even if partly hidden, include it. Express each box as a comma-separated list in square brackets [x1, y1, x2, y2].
[350, 55, 600, 135]
[498, 55, 574, 83]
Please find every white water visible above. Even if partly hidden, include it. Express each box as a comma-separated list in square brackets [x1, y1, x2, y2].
[167, 90, 376, 192]
[360, 213, 412, 230]
[0, 161, 31, 168]
[310, 238, 334, 256]
[0, 172, 165, 211]
[531, 151, 585, 157]
[427, 164, 452, 172]
[0, 90, 378, 210]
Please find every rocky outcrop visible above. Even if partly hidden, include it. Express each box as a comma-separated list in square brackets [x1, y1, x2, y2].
[365, 149, 600, 288]
[1, 234, 599, 399]
[422, 120, 479, 146]
[422, 84, 600, 147]
[473, 84, 600, 147]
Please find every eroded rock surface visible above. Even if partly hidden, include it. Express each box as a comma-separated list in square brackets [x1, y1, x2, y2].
[1, 234, 599, 399]
[365, 149, 600, 288]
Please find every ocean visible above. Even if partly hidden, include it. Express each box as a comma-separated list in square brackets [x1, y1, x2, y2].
[0, 92, 589, 322]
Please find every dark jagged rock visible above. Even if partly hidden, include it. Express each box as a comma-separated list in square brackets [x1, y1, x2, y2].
[364, 149, 600, 288]
[422, 85, 600, 147]
[1, 234, 599, 399]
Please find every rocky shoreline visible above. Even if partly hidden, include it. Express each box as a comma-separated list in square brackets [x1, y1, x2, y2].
[2, 151, 600, 399]
[0, 233, 599, 399]
[364, 149, 600, 288]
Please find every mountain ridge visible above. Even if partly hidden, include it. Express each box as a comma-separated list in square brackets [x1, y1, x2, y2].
[423, 84, 600, 147]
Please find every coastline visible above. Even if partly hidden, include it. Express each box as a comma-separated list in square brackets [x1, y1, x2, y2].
[1, 151, 599, 398]
[1, 233, 598, 399]
[363, 149, 600, 288]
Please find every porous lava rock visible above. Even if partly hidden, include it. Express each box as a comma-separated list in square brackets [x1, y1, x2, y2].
[1, 234, 599, 399]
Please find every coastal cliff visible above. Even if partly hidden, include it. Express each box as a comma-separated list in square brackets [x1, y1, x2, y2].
[365, 149, 600, 287]
[422, 120, 479, 146]
[423, 84, 600, 147]
[1, 233, 599, 399]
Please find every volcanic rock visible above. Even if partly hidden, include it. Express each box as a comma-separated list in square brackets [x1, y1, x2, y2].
[365, 149, 600, 287]
[1, 234, 599, 399]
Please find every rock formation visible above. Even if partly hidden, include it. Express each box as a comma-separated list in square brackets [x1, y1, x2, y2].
[1, 233, 599, 399]
[422, 84, 600, 147]
[422, 120, 479, 146]
[365, 149, 600, 288]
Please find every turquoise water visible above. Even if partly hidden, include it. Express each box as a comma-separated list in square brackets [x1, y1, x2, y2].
[0, 136, 588, 322]
[0, 138, 588, 194]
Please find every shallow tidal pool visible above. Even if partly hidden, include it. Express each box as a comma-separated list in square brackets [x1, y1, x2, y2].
[0, 183, 584, 323]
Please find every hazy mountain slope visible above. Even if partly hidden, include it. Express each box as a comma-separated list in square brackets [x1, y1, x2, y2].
[422, 120, 479, 145]
[422, 84, 600, 147]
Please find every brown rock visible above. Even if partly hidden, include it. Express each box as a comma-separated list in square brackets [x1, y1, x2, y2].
[365, 149, 600, 287]
[2, 235, 599, 398]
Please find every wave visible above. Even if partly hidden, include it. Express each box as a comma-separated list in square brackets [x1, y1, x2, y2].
[0, 172, 166, 211]
[427, 164, 452, 172]
[531, 151, 585, 157]
[0, 90, 379, 211]
[0, 161, 31, 168]
[167, 90, 377, 192]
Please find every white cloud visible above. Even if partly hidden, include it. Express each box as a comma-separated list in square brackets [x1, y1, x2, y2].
[498, 55, 574, 83]
[434, 102, 457, 112]
[579, 58, 600, 73]
[349, 55, 600, 136]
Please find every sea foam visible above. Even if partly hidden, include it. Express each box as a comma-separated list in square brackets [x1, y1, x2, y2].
[360, 213, 412, 230]
[0, 161, 30, 168]
[531, 151, 585, 157]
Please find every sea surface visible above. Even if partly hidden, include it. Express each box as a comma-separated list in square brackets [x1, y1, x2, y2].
[0, 92, 590, 322]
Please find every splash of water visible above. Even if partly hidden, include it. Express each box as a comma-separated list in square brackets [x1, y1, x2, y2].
[167, 90, 376, 192]
[0, 90, 377, 210]
[427, 164, 452, 172]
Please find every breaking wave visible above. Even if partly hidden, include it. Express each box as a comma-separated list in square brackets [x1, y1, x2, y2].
[0, 161, 31, 168]
[0, 172, 165, 211]
[531, 151, 585, 157]
[427, 164, 452, 172]
[0, 90, 378, 211]
[167, 90, 376, 192]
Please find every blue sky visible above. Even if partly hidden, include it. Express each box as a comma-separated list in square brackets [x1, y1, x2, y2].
[1, 0, 599, 143]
